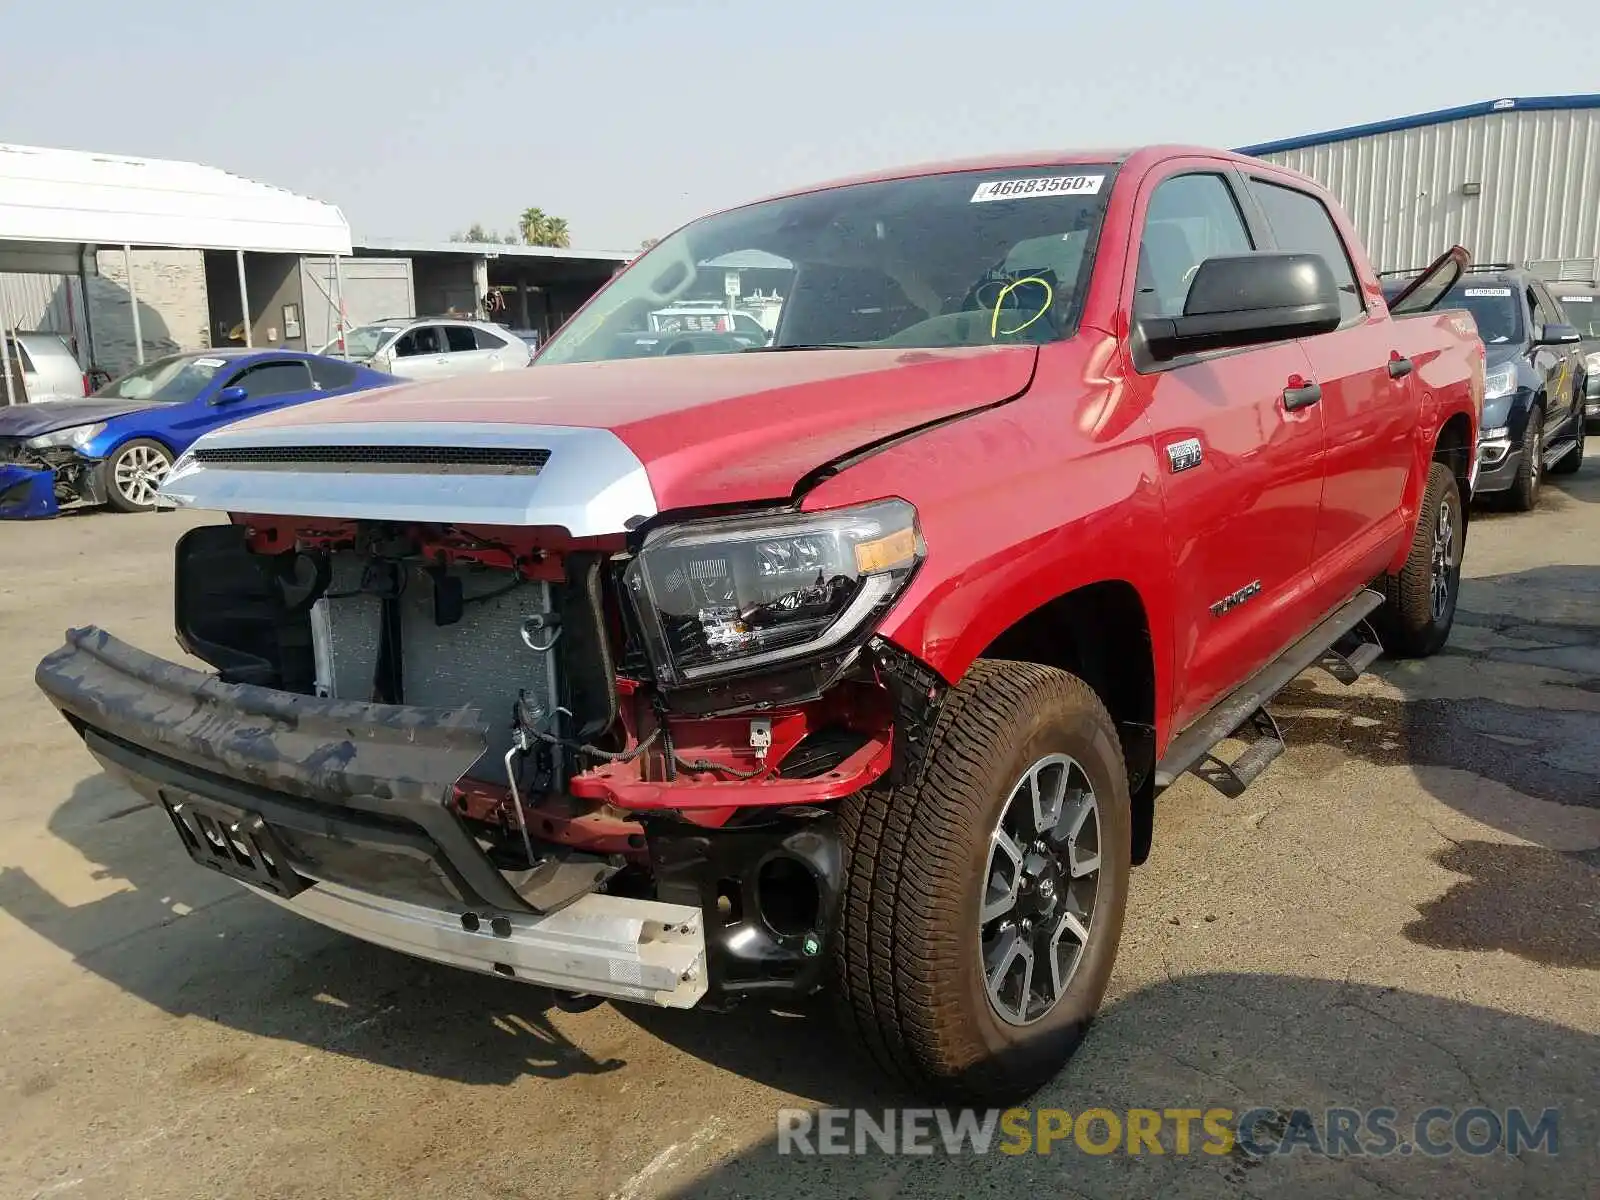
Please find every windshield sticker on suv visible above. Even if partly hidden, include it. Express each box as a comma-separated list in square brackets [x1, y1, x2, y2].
[1464, 287, 1512, 297]
[1559, 294, 1593, 303]
[970, 175, 1104, 203]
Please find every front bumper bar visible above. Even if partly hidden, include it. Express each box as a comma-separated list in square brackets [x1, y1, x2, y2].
[34, 626, 709, 1004]
[253, 881, 706, 1007]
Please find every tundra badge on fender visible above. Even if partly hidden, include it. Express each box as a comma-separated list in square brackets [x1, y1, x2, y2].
[1210, 580, 1263, 618]
[1166, 437, 1203, 473]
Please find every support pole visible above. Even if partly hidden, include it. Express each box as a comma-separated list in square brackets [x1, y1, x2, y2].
[79, 246, 97, 383]
[0, 291, 16, 407]
[236, 250, 253, 347]
[332, 254, 346, 353]
[124, 244, 145, 365]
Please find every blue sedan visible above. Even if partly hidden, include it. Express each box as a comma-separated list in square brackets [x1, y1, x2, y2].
[0, 349, 398, 518]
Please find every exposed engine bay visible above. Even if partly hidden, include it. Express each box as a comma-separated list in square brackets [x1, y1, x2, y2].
[164, 516, 912, 1000]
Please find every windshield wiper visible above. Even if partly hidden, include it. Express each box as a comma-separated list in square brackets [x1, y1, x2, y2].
[742, 342, 862, 352]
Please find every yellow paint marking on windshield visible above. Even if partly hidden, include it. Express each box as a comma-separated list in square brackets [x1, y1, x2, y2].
[990, 276, 1054, 338]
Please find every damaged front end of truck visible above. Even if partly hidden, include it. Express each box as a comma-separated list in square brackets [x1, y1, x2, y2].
[34, 430, 935, 1010]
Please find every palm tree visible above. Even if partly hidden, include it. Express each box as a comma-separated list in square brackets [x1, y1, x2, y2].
[519, 207, 572, 248]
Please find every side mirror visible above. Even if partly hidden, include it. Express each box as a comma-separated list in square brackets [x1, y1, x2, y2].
[213, 385, 248, 405]
[1141, 252, 1342, 361]
[1536, 323, 1582, 346]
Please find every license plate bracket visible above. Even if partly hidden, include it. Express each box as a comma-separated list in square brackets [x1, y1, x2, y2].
[161, 789, 308, 898]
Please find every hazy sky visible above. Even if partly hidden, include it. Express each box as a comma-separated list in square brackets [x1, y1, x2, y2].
[5, 0, 1597, 250]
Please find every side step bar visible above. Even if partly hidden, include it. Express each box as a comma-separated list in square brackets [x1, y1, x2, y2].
[1154, 589, 1385, 794]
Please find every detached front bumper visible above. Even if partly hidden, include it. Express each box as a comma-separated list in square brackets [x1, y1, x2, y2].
[35, 626, 708, 1007]
[0, 464, 59, 519]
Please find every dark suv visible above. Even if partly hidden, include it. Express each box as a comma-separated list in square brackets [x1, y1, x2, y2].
[1550, 280, 1600, 430]
[1382, 264, 1587, 509]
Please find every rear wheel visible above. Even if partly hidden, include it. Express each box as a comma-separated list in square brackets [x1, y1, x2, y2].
[103, 438, 173, 513]
[1507, 409, 1543, 511]
[832, 660, 1130, 1104]
[1377, 461, 1463, 658]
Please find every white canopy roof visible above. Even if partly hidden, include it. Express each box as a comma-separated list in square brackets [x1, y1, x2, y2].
[0, 142, 352, 257]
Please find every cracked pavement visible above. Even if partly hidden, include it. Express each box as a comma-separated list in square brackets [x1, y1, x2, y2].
[1, 453, 1596, 1200]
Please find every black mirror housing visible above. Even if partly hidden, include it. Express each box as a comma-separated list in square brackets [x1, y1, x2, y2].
[1536, 323, 1582, 346]
[1142, 252, 1343, 361]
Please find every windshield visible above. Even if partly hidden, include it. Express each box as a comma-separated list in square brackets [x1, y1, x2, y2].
[322, 324, 401, 359]
[1555, 292, 1600, 337]
[1386, 280, 1524, 344]
[537, 166, 1114, 364]
[94, 355, 227, 403]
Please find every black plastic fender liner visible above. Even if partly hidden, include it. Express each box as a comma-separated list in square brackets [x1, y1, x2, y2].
[33, 625, 545, 912]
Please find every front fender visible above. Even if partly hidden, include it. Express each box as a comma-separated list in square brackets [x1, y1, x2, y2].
[803, 401, 1175, 748]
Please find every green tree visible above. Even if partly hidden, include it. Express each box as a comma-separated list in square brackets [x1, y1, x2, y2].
[519, 207, 572, 248]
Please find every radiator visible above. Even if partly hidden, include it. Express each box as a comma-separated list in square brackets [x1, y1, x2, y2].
[310, 554, 560, 780]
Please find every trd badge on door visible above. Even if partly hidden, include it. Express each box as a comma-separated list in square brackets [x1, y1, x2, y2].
[1165, 437, 1203, 474]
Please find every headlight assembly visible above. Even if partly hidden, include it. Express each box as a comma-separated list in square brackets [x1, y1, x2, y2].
[624, 498, 923, 685]
[24, 423, 105, 451]
[1482, 361, 1517, 401]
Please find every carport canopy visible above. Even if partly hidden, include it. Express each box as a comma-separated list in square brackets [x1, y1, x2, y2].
[0, 141, 352, 399]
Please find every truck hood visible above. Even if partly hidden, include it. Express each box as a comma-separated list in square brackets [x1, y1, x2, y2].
[0, 399, 150, 439]
[169, 346, 1037, 528]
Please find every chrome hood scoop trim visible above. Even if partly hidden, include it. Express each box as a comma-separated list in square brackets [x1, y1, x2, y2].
[159, 420, 658, 535]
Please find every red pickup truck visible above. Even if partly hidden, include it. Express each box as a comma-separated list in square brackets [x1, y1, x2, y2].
[36, 145, 1482, 1103]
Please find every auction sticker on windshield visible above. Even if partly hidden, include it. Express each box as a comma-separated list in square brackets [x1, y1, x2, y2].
[971, 175, 1104, 203]
[1465, 287, 1512, 297]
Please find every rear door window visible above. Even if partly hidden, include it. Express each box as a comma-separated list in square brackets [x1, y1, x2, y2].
[444, 325, 480, 353]
[230, 360, 314, 398]
[473, 327, 510, 351]
[308, 358, 359, 389]
[1247, 179, 1365, 323]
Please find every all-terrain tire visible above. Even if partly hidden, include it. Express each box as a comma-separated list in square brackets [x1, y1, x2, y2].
[1549, 411, 1585, 476]
[1377, 461, 1463, 658]
[1506, 408, 1543, 511]
[831, 660, 1131, 1105]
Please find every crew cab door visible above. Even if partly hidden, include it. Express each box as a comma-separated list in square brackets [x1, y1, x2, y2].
[1529, 282, 1584, 438]
[1240, 173, 1418, 600]
[1120, 165, 1327, 731]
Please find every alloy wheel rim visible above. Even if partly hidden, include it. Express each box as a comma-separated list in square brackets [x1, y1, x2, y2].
[980, 753, 1101, 1027]
[1430, 497, 1456, 621]
[114, 445, 170, 506]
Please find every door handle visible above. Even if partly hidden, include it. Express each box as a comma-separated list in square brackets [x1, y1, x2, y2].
[1282, 381, 1322, 411]
[1388, 354, 1414, 379]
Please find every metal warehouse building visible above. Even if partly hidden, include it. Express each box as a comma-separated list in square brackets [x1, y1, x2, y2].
[1239, 95, 1600, 279]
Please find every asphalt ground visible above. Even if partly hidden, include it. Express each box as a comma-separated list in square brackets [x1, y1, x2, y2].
[1, 452, 1595, 1199]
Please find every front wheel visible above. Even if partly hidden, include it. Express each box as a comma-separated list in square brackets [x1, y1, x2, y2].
[102, 438, 174, 513]
[833, 660, 1130, 1104]
[1507, 409, 1543, 511]
[1549, 412, 1585, 476]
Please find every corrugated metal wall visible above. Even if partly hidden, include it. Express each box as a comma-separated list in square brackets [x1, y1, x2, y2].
[0, 273, 87, 357]
[1255, 108, 1600, 277]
